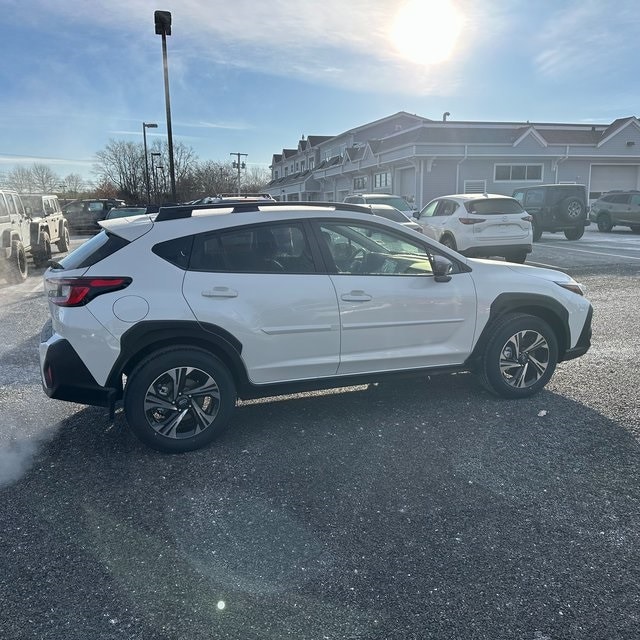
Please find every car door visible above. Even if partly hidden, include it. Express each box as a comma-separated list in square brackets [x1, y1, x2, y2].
[316, 219, 477, 374]
[181, 220, 341, 384]
[6, 193, 30, 245]
[628, 194, 640, 225]
[415, 199, 441, 239]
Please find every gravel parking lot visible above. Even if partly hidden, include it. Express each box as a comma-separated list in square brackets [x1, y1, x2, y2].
[1, 228, 639, 640]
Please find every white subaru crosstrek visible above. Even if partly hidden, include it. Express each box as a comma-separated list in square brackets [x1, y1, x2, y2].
[39, 201, 592, 453]
[415, 193, 533, 263]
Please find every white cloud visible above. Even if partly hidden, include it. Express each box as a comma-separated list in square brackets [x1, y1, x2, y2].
[19, 0, 488, 96]
[534, 0, 639, 78]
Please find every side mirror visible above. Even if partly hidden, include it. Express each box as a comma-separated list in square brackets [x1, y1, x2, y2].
[432, 255, 453, 282]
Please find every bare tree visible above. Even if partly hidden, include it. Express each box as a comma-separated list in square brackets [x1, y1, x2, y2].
[31, 163, 60, 193]
[191, 160, 237, 197]
[62, 173, 86, 197]
[149, 140, 199, 202]
[94, 140, 145, 202]
[7, 166, 34, 193]
[242, 165, 272, 194]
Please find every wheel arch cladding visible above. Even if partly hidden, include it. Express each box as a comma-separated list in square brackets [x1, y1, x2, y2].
[107, 320, 248, 392]
[469, 293, 570, 363]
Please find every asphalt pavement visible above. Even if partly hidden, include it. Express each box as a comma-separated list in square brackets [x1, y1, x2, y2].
[0, 228, 639, 640]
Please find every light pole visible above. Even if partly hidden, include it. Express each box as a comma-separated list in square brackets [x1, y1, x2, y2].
[150, 152, 161, 202]
[155, 166, 165, 202]
[142, 122, 157, 204]
[230, 152, 247, 196]
[154, 11, 177, 202]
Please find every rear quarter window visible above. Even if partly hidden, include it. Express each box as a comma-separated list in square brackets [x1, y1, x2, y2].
[58, 231, 130, 269]
[152, 236, 193, 269]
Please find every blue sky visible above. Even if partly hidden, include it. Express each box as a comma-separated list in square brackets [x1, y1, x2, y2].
[1, 0, 639, 183]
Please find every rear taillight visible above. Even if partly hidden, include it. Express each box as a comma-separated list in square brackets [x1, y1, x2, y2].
[46, 277, 132, 307]
[458, 217, 487, 225]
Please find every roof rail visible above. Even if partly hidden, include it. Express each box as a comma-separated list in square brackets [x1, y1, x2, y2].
[154, 200, 372, 222]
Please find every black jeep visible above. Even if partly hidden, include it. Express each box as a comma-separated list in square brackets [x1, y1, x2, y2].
[512, 184, 589, 241]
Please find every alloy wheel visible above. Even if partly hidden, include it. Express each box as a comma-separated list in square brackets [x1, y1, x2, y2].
[499, 329, 550, 389]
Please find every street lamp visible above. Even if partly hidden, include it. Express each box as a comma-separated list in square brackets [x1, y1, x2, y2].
[230, 152, 248, 196]
[142, 122, 158, 204]
[154, 10, 177, 202]
[155, 165, 165, 203]
[150, 152, 161, 202]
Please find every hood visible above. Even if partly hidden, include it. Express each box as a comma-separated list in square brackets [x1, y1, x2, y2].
[468, 258, 576, 284]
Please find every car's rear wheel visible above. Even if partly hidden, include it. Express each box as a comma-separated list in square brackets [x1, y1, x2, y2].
[57, 224, 71, 252]
[33, 232, 51, 268]
[478, 313, 558, 399]
[124, 347, 236, 453]
[439, 234, 457, 250]
[564, 225, 584, 240]
[630, 225, 640, 234]
[506, 251, 527, 264]
[6, 240, 28, 283]
[597, 213, 613, 232]
[532, 219, 543, 242]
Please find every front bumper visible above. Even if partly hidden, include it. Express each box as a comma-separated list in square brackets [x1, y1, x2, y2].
[39, 320, 118, 407]
[561, 305, 593, 361]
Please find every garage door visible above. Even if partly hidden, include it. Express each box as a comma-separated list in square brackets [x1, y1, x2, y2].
[591, 165, 640, 198]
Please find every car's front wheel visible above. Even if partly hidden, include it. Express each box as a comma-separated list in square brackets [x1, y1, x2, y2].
[124, 347, 237, 453]
[597, 213, 613, 232]
[6, 240, 28, 283]
[478, 313, 558, 399]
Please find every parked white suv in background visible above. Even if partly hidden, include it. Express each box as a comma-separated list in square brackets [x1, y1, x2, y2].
[415, 193, 533, 263]
[39, 201, 592, 453]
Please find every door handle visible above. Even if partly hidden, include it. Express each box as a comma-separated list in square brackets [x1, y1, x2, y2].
[341, 290, 372, 302]
[201, 287, 238, 298]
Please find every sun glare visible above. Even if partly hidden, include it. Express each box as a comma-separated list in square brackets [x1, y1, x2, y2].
[390, 0, 464, 65]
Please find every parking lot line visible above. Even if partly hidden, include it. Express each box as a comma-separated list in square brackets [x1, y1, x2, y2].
[538, 243, 640, 261]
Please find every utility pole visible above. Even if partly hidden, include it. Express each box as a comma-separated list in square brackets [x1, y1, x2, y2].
[230, 152, 247, 196]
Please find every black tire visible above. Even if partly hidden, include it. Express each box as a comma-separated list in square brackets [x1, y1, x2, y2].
[560, 197, 585, 222]
[57, 224, 71, 252]
[532, 220, 543, 242]
[6, 240, 28, 283]
[477, 313, 558, 399]
[506, 251, 527, 264]
[33, 232, 52, 268]
[439, 234, 457, 251]
[124, 347, 236, 453]
[597, 213, 613, 232]
[564, 225, 584, 240]
[631, 226, 640, 234]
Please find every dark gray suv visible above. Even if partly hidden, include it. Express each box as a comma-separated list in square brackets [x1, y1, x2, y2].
[512, 184, 589, 241]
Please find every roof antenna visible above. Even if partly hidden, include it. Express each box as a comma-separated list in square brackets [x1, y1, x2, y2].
[442, 112, 450, 122]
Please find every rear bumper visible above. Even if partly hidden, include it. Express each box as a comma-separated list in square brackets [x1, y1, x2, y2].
[463, 243, 532, 258]
[39, 320, 118, 407]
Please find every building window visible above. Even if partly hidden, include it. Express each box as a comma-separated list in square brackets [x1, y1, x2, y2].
[284, 167, 288, 176]
[274, 170, 279, 179]
[353, 176, 367, 190]
[295, 162, 299, 171]
[309, 158, 314, 170]
[494, 164, 543, 182]
[374, 171, 391, 189]
[300, 161, 305, 171]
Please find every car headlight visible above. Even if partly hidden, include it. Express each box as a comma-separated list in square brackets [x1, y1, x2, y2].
[555, 281, 586, 296]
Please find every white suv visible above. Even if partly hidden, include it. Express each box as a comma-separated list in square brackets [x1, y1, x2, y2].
[415, 194, 533, 263]
[39, 201, 592, 453]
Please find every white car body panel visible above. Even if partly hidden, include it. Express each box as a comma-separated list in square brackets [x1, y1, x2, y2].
[182, 272, 341, 383]
[330, 271, 477, 373]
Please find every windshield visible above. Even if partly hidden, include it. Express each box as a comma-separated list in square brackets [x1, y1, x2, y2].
[366, 196, 412, 212]
[370, 206, 411, 223]
[467, 198, 524, 215]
